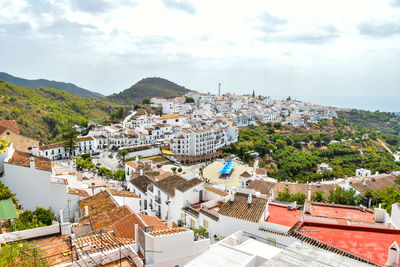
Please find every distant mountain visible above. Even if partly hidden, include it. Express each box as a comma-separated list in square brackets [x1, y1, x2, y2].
[0, 72, 103, 98]
[108, 77, 190, 104]
[0, 81, 121, 143]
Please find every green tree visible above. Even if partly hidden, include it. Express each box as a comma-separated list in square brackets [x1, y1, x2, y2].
[328, 187, 358, 206]
[311, 191, 326, 202]
[62, 126, 78, 159]
[171, 167, 177, 173]
[0, 136, 10, 153]
[119, 149, 128, 164]
[33, 207, 54, 226]
[142, 98, 150, 104]
[0, 240, 49, 266]
[193, 227, 209, 238]
[98, 167, 113, 178]
[113, 169, 126, 181]
[185, 97, 194, 103]
[177, 167, 183, 173]
[0, 182, 17, 205]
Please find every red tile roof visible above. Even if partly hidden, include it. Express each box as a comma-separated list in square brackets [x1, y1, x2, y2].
[108, 189, 139, 198]
[7, 150, 51, 172]
[219, 193, 267, 222]
[148, 228, 187, 236]
[0, 120, 19, 134]
[112, 212, 168, 240]
[297, 222, 400, 266]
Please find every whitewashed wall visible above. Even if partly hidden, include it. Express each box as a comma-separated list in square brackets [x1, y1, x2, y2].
[2, 163, 78, 217]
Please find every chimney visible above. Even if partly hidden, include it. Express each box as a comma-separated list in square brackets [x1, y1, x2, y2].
[32, 144, 39, 157]
[84, 205, 89, 217]
[304, 202, 312, 214]
[307, 187, 312, 202]
[363, 179, 366, 186]
[248, 194, 252, 205]
[230, 189, 235, 201]
[140, 169, 143, 176]
[134, 223, 139, 252]
[29, 157, 35, 169]
[59, 209, 64, 223]
[285, 179, 288, 186]
[387, 241, 399, 267]
[270, 188, 274, 200]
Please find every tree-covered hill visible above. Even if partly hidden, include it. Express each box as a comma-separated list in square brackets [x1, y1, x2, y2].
[0, 72, 103, 98]
[108, 77, 190, 104]
[339, 110, 400, 136]
[0, 81, 122, 143]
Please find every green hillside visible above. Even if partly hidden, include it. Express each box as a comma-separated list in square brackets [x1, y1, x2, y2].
[0, 72, 103, 98]
[0, 81, 122, 143]
[108, 77, 190, 104]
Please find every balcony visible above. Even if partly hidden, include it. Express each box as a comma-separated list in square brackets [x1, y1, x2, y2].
[155, 196, 161, 204]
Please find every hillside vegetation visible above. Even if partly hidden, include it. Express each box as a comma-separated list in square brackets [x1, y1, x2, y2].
[339, 110, 400, 135]
[0, 81, 122, 143]
[223, 119, 400, 182]
[108, 77, 190, 105]
[0, 72, 103, 98]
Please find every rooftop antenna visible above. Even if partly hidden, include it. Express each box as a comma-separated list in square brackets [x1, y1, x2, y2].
[218, 82, 221, 96]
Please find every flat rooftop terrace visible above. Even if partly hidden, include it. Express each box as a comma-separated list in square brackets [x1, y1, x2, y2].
[310, 204, 374, 222]
[266, 203, 302, 228]
[297, 222, 400, 266]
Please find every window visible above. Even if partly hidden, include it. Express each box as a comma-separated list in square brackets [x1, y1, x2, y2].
[190, 219, 195, 229]
[267, 237, 276, 246]
[203, 219, 209, 229]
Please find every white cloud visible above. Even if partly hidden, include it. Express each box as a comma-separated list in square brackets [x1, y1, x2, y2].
[0, 0, 399, 98]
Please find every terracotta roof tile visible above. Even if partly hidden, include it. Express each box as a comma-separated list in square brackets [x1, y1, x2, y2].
[39, 142, 65, 150]
[68, 188, 90, 197]
[205, 186, 228, 196]
[218, 192, 267, 222]
[108, 189, 139, 198]
[148, 227, 187, 236]
[240, 171, 251, 178]
[7, 150, 51, 172]
[130, 175, 153, 193]
[112, 212, 168, 240]
[0, 120, 19, 134]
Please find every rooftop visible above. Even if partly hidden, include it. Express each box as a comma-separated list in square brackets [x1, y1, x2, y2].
[154, 175, 202, 197]
[130, 175, 154, 193]
[7, 150, 52, 172]
[148, 227, 187, 236]
[296, 222, 400, 266]
[108, 189, 139, 198]
[266, 203, 301, 227]
[0, 120, 19, 134]
[308, 202, 374, 222]
[219, 193, 267, 223]
[39, 142, 65, 150]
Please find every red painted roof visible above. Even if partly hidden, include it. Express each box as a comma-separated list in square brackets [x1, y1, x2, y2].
[266, 203, 301, 227]
[298, 222, 400, 266]
[310, 204, 374, 222]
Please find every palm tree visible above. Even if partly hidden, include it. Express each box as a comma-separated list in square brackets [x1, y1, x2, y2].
[119, 149, 128, 164]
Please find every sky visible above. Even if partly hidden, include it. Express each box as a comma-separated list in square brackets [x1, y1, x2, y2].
[0, 0, 399, 100]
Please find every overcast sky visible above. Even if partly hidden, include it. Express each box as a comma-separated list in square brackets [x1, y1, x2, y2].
[0, 0, 399, 98]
